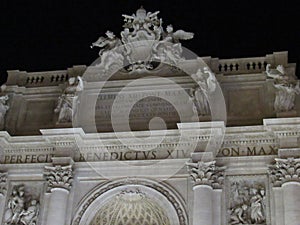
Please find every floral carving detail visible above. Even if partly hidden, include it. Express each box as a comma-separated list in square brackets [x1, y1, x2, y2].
[0, 172, 7, 195]
[268, 157, 300, 187]
[44, 165, 73, 191]
[186, 160, 225, 188]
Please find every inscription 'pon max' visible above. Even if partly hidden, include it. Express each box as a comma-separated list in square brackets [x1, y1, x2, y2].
[218, 145, 278, 157]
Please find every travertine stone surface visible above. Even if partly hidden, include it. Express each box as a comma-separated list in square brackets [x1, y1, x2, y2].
[0, 7, 299, 225]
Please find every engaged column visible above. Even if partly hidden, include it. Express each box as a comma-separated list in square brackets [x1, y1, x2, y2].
[44, 163, 73, 225]
[187, 160, 225, 225]
[269, 157, 300, 225]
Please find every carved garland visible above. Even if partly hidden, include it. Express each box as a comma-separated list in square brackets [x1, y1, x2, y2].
[72, 179, 188, 225]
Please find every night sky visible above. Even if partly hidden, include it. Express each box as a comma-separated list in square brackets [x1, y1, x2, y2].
[0, 0, 299, 85]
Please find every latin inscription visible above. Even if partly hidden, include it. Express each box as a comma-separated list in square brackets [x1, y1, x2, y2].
[3, 154, 54, 164]
[218, 145, 278, 157]
[95, 90, 189, 120]
[2, 145, 278, 164]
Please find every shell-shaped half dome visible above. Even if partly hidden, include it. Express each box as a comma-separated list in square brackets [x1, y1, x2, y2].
[90, 190, 170, 225]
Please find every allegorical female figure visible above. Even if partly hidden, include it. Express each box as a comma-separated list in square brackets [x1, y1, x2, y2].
[54, 76, 83, 123]
[193, 67, 217, 116]
[250, 188, 265, 224]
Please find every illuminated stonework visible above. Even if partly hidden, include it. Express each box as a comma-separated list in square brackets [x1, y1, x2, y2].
[0, 6, 299, 225]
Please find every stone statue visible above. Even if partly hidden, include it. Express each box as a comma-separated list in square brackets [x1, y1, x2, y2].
[91, 31, 121, 55]
[266, 64, 286, 79]
[90, 7, 194, 72]
[272, 81, 300, 112]
[229, 204, 248, 224]
[4, 185, 25, 224]
[152, 24, 194, 65]
[19, 200, 39, 225]
[188, 88, 200, 118]
[162, 24, 194, 43]
[54, 76, 83, 123]
[91, 31, 124, 71]
[4, 185, 39, 225]
[190, 67, 217, 116]
[0, 95, 9, 130]
[249, 188, 264, 223]
[266, 64, 300, 112]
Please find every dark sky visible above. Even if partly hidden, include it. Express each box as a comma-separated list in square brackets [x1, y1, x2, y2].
[0, 0, 299, 84]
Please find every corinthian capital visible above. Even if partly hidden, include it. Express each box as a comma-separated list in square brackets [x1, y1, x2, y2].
[0, 172, 7, 195]
[268, 157, 300, 187]
[186, 160, 225, 189]
[44, 165, 73, 191]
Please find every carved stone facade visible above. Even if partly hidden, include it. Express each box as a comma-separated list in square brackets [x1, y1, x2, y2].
[0, 6, 299, 225]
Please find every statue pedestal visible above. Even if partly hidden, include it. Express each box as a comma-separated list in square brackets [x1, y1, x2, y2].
[276, 110, 297, 118]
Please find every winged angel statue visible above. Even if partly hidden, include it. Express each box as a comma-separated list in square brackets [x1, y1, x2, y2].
[152, 24, 194, 65]
[91, 7, 194, 72]
[91, 31, 124, 71]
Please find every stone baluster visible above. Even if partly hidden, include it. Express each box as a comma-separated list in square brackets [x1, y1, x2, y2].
[44, 163, 73, 225]
[0, 172, 7, 223]
[187, 160, 225, 225]
[269, 157, 300, 225]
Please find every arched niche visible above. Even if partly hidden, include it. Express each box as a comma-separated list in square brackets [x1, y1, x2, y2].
[72, 178, 188, 225]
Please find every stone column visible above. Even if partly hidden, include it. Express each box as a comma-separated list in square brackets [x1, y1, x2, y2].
[187, 161, 225, 225]
[0, 173, 7, 223]
[269, 157, 300, 225]
[44, 164, 73, 225]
